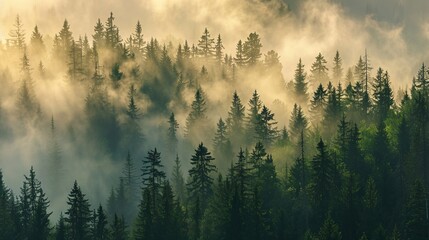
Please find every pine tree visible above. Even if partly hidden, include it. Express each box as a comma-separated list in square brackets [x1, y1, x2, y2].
[30, 25, 45, 56]
[58, 19, 73, 62]
[188, 143, 216, 207]
[65, 181, 91, 240]
[332, 50, 343, 83]
[8, 15, 26, 51]
[405, 180, 428, 240]
[243, 32, 262, 66]
[197, 28, 215, 59]
[126, 84, 140, 119]
[310, 139, 334, 224]
[289, 104, 308, 141]
[233, 148, 250, 199]
[95, 205, 109, 239]
[289, 130, 309, 196]
[234, 40, 246, 67]
[142, 148, 166, 205]
[0, 170, 13, 239]
[172, 155, 185, 202]
[132, 21, 145, 56]
[159, 181, 176, 240]
[318, 215, 342, 240]
[135, 188, 154, 240]
[294, 59, 309, 104]
[372, 68, 394, 122]
[105, 12, 120, 49]
[246, 90, 263, 141]
[167, 112, 179, 153]
[110, 214, 127, 240]
[310, 83, 327, 123]
[310, 53, 329, 85]
[255, 105, 278, 146]
[215, 34, 224, 64]
[227, 91, 245, 139]
[186, 88, 207, 136]
[122, 152, 138, 205]
[55, 213, 66, 240]
[93, 19, 105, 47]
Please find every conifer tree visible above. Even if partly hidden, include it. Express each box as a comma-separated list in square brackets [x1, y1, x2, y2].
[110, 214, 127, 240]
[243, 32, 262, 66]
[372, 68, 394, 122]
[294, 59, 309, 104]
[172, 155, 185, 202]
[132, 21, 145, 56]
[197, 28, 215, 59]
[310, 83, 327, 123]
[65, 181, 91, 240]
[142, 148, 166, 205]
[93, 19, 105, 47]
[255, 105, 278, 146]
[215, 34, 224, 64]
[9, 15, 26, 51]
[188, 143, 216, 207]
[30, 25, 45, 56]
[227, 91, 245, 139]
[246, 90, 263, 141]
[55, 213, 66, 240]
[234, 40, 246, 67]
[310, 53, 329, 85]
[310, 139, 334, 224]
[332, 50, 343, 83]
[167, 112, 179, 152]
[186, 88, 207, 136]
[289, 104, 308, 141]
[405, 180, 428, 240]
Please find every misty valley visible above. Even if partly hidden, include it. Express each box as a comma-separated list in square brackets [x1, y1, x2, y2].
[0, 5, 429, 240]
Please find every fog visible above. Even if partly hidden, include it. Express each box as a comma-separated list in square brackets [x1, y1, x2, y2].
[0, 0, 428, 220]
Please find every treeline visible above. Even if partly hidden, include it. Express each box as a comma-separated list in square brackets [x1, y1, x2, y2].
[1, 12, 429, 240]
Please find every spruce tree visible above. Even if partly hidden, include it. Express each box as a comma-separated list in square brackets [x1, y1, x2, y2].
[110, 214, 127, 240]
[186, 88, 207, 136]
[243, 32, 262, 66]
[172, 155, 185, 202]
[142, 148, 166, 205]
[310, 139, 334, 224]
[234, 40, 246, 67]
[294, 59, 309, 104]
[310, 83, 327, 123]
[332, 50, 343, 83]
[215, 34, 224, 64]
[187, 143, 216, 207]
[255, 105, 278, 146]
[289, 104, 308, 141]
[310, 53, 329, 85]
[227, 91, 245, 140]
[197, 28, 215, 59]
[246, 90, 263, 141]
[65, 181, 91, 240]
[167, 112, 179, 153]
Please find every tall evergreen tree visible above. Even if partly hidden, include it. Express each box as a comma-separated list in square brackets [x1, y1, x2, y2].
[294, 59, 309, 104]
[142, 148, 166, 205]
[167, 112, 179, 153]
[197, 28, 215, 59]
[310, 83, 328, 123]
[8, 15, 26, 51]
[186, 88, 207, 136]
[289, 104, 308, 142]
[234, 40, 246, 67]
[246, 90, 263, 141]
[310, 139, 334, 225]
[215, 34, 224, 64]
[65, 181, 91, 240]
[243, 32, 262, 66]
[187, 143, 216, 207]
[227, 91, 245, 140]
[310, 53, 329, 85]
[172, 155, 185, 202]
[332, 50, 343, 83]
[255, 105, 278, 146]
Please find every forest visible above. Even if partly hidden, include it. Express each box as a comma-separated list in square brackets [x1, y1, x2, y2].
[0, 6, 428, 240]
